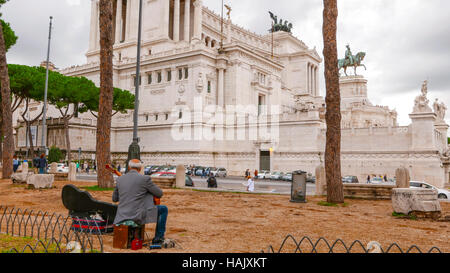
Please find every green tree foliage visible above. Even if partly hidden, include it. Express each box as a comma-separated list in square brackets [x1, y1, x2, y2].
[48, 146, 63, 163]
[1, 20, 17, 52]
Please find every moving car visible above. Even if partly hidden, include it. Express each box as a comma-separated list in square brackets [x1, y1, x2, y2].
[410, 181, 450, 199]
[208, 167, 218, 176]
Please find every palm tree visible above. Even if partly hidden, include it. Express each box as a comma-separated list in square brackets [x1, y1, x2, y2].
[322, 0, 344, 203]
[97, 0, 114, 188]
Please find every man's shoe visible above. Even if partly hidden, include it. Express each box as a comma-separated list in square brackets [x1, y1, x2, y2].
[152, 237, 164, 245]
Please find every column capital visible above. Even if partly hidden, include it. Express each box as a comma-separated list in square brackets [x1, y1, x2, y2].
[193, 0, 203, 8]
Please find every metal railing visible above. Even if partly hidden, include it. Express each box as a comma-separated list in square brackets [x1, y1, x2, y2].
[263, 234, 443, 253]
[0, 206, 104, 253]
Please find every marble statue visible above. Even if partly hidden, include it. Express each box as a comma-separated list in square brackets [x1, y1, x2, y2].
[433, 98, 447, 121]
[413, 80, 432, 113]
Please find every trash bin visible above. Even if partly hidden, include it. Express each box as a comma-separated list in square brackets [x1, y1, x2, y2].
[290, 170, 307, 203]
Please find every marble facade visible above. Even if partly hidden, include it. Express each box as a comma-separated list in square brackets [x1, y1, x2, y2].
[14, 0, 449, 188]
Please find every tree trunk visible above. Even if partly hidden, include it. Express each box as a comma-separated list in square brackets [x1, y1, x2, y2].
[322, 0, 344, 203]
[97, 0, 114, 188]
[0, 22, 14, 179]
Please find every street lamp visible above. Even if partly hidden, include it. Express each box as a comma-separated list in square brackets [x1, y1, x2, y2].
[126, 0, 143, 170]
[41, 16, 53, 157]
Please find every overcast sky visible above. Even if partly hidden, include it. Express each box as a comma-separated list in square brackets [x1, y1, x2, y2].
[2, 0, 449, 128]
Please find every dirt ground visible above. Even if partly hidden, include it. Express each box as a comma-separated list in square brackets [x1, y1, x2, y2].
[0, 179, 449, 253]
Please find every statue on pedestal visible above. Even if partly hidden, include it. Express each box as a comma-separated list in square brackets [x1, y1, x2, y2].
[338, 44, 367, 76]
[433, 98, 447, 121]
[268, 11, 293, 33]
[413, 80, 432, 113]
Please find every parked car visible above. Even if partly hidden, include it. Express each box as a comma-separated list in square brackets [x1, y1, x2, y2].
[195, 167, 206, 176]
[270, 172, 284, 180]
[342, 176, 359, 183]
[208, 167, 218, 176]
[282, 173, 293, 181]
[410, 181, 450, 199]
[306, 176, 316, 183]
[215, 168, 227, 177]
[57, 164, 69, 173]
[185, 175, 194, 187]
[257, 171, 270, 179]
[144, 165, 153, 175]
[151, 171, 176, 178]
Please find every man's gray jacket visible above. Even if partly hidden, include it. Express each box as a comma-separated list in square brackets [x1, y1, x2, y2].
[112, 170, 163, 225]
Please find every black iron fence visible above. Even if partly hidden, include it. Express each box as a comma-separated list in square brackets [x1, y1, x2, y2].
[0, 206, 104, 253]
[263, 234, 443, 253]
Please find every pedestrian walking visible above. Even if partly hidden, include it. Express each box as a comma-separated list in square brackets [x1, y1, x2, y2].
[13, 156, 19, 173]
[366, 175, 371, 184]
[38, 154, 48, 174]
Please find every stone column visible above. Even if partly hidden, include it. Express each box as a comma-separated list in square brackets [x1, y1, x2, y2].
[306, 63, 310, 94]
[315, 164, 327, 196]
[192, 0, 203, 42]
[315, 66, 318, 95]
[89, 0, 98, 51]
[184, 0, 191, 42]
[115, 0, 123, 44]
[176, 165, 186, 188]
[217, 59, 227, 108]
[162, 0, 170, 38]
[217, 68, 224, 107]
[125, 0, 131, 40]
[173, 0, 180, 42]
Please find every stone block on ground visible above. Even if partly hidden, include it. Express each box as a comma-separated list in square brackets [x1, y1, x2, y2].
[11, 172, 33, 184]
[50, 162, 58, 173]
[315, 165, 326, 196]
[176, 165, 186, 188]
[26, 174, 55, 189]
[395, 167, 410, 188]
[392, 188, 441, 219]
[68, 162, 77, 181]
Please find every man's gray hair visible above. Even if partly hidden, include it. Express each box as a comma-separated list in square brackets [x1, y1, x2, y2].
[128, 160, 143, 170]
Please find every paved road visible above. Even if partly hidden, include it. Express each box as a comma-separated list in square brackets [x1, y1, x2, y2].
[76, 173, 315, 195]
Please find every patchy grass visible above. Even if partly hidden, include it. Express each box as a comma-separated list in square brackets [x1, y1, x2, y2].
[0, 234, 61, 253]
[392, 212, 417, 220]
[80, 186, 115, 192]
[317, 201, 349, 207]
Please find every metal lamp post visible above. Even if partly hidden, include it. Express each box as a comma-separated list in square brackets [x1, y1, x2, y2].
[126, 0, 143, 170]
[41, 16, 53, 157]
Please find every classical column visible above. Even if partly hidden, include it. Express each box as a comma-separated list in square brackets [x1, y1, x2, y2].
[312, 65, 316, 96]
[306, 63, 310, 94]
[115, 0, 123, 44]
[173, 0, 180, 42]
[125, 0, 131, 41]
[89, 0, 98, 50]
[184, 0, 191, 42]
[217, 68, 224, 107]
[315, 66, 319, 96]
[163, 0, 170, 38]
[192, 0, 203, 42]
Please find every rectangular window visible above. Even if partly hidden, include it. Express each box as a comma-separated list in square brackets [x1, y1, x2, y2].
[207, 81, 211, 93]
[157, 72, 162, 83]
[148, 73, 152, 84]
[155, 114, 159, 121]
[167, 70, 172, 82]
[184, 67, 189, 79]
[178, 69, 183, 80]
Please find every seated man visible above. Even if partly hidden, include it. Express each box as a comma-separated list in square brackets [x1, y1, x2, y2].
[112, 159, 168, 245]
